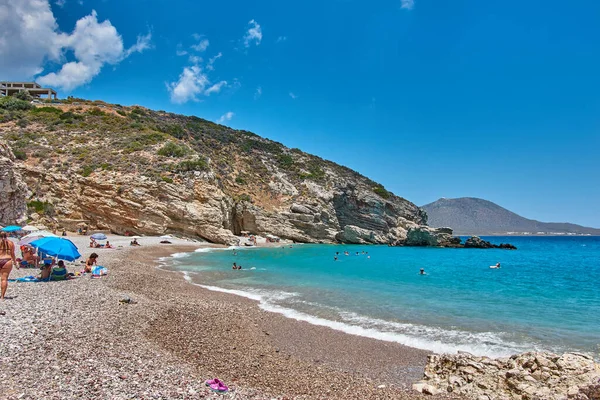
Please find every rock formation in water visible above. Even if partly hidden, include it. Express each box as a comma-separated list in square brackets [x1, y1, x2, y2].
[464, 236, 517, 250]
[413, 351, 600, 400]
[0, 98, 449, 245]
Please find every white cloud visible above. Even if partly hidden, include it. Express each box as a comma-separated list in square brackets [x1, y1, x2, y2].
[276, 36, 287, 43]
[289, 92, 297, 99]
[36, 10, 151, 91]
[167, 66, 226, 103]
[217, 111, 234, 124]
[176, 49, 188, 56]
[206, 52, 222, 71]
[243, 19, 262, 47]
[124, 31, 152, 57]
[0, 0, 151, 90]
[167, 65, 209, 104]
[204, 80, 227, 95]
[254, 86, 262, 100]
[191, 33, 202, 41]
[401, 0, 415, 10]
[0, 0, 62, 80]
[188, 55, 203, 64]
[55, 0, 66, 7]
[191, 38, 209, 52]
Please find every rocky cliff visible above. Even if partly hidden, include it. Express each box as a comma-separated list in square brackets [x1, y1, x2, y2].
[0, 142, 28, 224]
[0, 97, 438, 245]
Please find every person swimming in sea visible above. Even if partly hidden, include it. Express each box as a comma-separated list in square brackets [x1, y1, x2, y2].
[419, 268, 426, 275]
[334, 256, 338, 261]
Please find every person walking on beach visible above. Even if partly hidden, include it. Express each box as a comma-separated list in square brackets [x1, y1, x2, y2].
[0, 233, 16, 300]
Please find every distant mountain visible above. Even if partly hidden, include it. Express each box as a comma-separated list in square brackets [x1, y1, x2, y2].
[421, 197, 600, 236]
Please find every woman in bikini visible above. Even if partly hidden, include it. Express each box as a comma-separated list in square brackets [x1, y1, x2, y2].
[0, 232, 16, 300]
[85, 253, 98, 273]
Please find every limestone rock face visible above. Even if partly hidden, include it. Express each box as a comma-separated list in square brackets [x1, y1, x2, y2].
[0, 103, 451, 245]
[0, 142, 28, 225]
[16, 160, 435, 245]
[413, 351, 600, 400]
[403, 226, 455, 246]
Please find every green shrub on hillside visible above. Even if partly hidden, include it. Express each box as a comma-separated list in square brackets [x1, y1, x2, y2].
[80, 165, 96, 177]
[13, 149, 27, 160]
[373, 185, 391, 199]
[30, 107, 63, 115]
[157, 141, 187, 157]
[175, 158, 208, 172]
[14, 91, 33, 102]
[299, 163, 326, 181]
[0, 97, 32, 111]
[27, 200, 54, 215]
[277, 154, 294, 169]
[87, 108, 106, 116]
[59, 111, 83, 120]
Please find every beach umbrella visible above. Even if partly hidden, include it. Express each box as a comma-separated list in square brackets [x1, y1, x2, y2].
[160, 235, 173, 239]
[18, 230, 58, 245]
[130, 235, 142, 239]
[29, 237, 81, 261]
[90, 233, 107, 240]
[1, 225, 22, 232]
[22, 225, 40, 232]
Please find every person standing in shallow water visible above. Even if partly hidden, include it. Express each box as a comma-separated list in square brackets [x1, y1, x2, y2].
[0, 233, 16, 300]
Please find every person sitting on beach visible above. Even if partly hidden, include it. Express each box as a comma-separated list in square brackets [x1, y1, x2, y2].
[85, 253, 98, 273]
[62, 230, 67, 237]
[51, 260, 68, 281]
[23, 246, 39, 268]
[130, 239, 140, 246]
[39, 257, 55, 280]
[90, 238, 96, 248]
[105, 241, 112, 249]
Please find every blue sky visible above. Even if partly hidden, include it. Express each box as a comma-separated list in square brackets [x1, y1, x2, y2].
[3, 0, 600, 226]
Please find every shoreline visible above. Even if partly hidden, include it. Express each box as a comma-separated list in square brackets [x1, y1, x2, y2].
[1, 236, 455, 399]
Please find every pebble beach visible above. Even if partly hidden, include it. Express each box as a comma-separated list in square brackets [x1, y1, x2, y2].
[0, 235, 460, 399]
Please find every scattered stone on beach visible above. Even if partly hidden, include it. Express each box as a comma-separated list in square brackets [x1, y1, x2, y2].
[413, 351, 600, 399]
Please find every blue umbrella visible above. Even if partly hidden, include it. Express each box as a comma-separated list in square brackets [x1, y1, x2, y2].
[1, 225, 22, 232]
[90, 233, 107, 240]
[29, 237, 81, 261]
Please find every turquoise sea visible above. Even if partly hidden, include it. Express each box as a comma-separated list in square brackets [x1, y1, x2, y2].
[163, 236, 600, 358]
